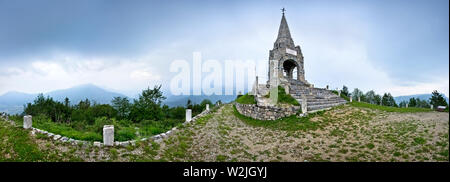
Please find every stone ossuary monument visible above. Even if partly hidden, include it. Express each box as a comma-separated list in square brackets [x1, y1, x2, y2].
[236, 9, 347, 120]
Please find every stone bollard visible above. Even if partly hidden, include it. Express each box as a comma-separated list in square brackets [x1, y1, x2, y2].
[186, 109, 192, 122]
[358, 96, 360, 102]
[23, 115, 32, 129]
[206, 104, 209, 111]
[406, 103, 408, 108]
[103, 125, 114, 146]
[338, 90, 341, 96]
[431, 105, 433, 110]
[349, 97, 352, 102]
[301, 97, 307, 114]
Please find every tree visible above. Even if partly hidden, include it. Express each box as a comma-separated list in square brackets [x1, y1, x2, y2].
[430, 90, 448, 108]
[186, 99, 193, 109]
[341, 85, 349, 97]
[352, 88, 364, 101]
[129, 85, 166, 122]
[409, 98, 417, 107]
[399, 101, 407, 108]
[365, 90, 377, 104]
[111, 97, 131, 119]
[382, 93, 397, 107]
[374, 94, 382, 105]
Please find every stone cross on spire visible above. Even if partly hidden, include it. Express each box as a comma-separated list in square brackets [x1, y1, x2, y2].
[281, 8, 286, 15]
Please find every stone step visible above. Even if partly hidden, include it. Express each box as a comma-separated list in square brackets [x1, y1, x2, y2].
[307, 102, 346, 111]
[307, 100, 347, 106]
[294, 97, 342, 102]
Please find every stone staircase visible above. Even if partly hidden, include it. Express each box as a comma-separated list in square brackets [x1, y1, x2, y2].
[287, 79, 347, 112]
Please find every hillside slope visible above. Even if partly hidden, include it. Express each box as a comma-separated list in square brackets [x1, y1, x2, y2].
[1, 103, 448, 162]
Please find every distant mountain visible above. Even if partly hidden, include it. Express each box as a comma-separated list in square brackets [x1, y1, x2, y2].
[394, 94, 449, 104]
[0, 84, 127, 115]
[45, 84, 127, 105]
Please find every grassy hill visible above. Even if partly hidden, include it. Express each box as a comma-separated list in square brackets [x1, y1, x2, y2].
[1, 102, 448, 162]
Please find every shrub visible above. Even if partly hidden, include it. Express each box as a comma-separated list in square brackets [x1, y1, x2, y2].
[115, 127, 136, 141]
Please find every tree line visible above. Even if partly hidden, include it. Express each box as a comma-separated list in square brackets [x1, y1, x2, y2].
[23, 85, 214, 124]
[340, 86, 448, 108]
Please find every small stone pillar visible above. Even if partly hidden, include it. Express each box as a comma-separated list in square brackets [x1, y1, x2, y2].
[406, 103, 408, 108]
[186, 109, 192, 122]
[431, 105, 433, 110]
[206, 104, 210, 111]
[301, 97, 307, 114]
[358, 96, 360, 102]
[338, 90, 341, 96]
[103, 125, 114, 146]
[349, 96, 352, 102]
[23, 115, 32, 129]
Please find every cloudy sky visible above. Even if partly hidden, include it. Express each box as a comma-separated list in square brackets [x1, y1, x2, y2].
[0, 0, 448, 97]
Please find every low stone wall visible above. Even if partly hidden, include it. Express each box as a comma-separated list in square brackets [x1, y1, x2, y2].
[235, 102, 300, 120]
[0, 105, 216, 148]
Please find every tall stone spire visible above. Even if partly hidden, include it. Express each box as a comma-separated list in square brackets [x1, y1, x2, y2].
[274, 10, 295, 49]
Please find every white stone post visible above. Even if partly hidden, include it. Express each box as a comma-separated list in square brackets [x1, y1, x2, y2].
[431, 105, 433, 110]
[338, 90, 341, 97]
[23, 115, 32, 129]
[406, 103, 408, 108]
[206, 104, 210, 111]
[358, 96, 360, 102]
[301, 96, 307, 114]
[349, 96, 352, 102]
[186, 109, 192, 122]
[103, 125, 114, 146]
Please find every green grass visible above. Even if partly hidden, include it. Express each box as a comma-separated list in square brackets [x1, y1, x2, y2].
[277, 86, 300, 106]
[263, 86, 300, 106]
[232, 105, 322, 131]
[331, 90, 350, 101]
[9, 115, 183, 142]
[0, 118, 82, 161]
[236, 93, 256, 104]
[350, 102, 432, 113]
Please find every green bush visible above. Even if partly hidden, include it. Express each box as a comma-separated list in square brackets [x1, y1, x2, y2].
[115, 127, 136, 141]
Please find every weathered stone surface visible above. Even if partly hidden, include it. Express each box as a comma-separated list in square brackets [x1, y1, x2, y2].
[93, 141, 101, 147]
[160, 133, 167, 138]
[301, 97, 307, 114]
[206, 104, 210, 111]
[53, 135, 61, 140]
[103, 125, 114, 146]
[235, 103, 300, 121]
[23, 115, 32, 129]
[60, 137, 68, 142]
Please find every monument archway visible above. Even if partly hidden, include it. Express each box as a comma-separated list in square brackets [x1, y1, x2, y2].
[282, 59, 299, 80]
